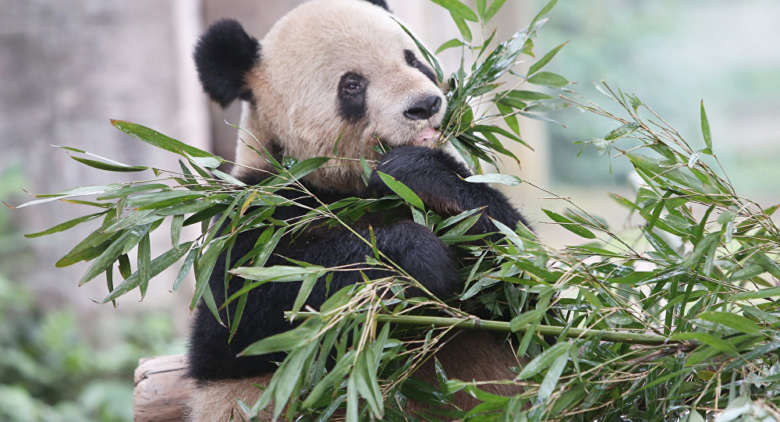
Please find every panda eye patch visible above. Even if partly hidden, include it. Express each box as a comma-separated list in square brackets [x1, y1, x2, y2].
[338, 72, 368, 122]
[404, 49, 437, 83]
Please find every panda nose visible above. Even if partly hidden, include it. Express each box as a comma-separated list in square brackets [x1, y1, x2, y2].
[404, 95, 442, 120]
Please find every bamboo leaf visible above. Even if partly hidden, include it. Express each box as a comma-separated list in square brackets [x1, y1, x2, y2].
[17, 185, 115, 208]
[137, 232, 151, 298]
[231, 266, 326, 283]
[528, 71, 568, 88]
[484, 0, 508, 22]
[731, 287, 780, 301]
[671, 332, 737, 354]
[70, 156, 148, 172]
[517, 342, 571, 380]
[698, 311, 761, 335]
[529, 0, 558, 31]
[465, 174, 522, 186]
[528, 41, 567, 76]
[543, 209, 596, 239]
[79, 224, 153, 286]
[538, 349, 568, 402]
[111, 120, 221, 162]
[376, 172, 425, 210]
[292, 273, 319, 315]
[436, 38, 465, 54]
[700, 100, 713, 154]
[430, 0, 478, 22]
[240, 319, 322, 356]
[25, 212, 106, 238]
[102, 242, 193, 302]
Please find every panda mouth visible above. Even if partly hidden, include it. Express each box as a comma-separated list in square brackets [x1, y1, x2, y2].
[411, 127, 441, 146]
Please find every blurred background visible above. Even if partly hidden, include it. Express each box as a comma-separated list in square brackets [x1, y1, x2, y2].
[0, 0, 777, 420]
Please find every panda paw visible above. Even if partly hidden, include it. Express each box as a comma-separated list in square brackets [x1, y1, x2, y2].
[368, 146, 471, 216]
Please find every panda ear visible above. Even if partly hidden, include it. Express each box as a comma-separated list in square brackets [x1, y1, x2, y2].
[194, 19, 261, 107]
[363, 0, 390, 12]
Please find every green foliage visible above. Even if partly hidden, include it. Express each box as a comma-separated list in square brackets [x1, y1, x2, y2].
[19, 0, 780, 421]
[0, 273, 177, 422]
[0, 169, 176, 422]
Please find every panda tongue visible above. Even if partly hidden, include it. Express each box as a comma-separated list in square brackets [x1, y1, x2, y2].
[413, 127, 441, 145]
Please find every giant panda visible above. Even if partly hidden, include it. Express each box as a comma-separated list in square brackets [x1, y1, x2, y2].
[188, 0, 525, 419]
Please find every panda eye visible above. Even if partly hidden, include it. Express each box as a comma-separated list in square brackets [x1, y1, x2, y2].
[338, 72, 367, 97]
[344, 81, 362, 94]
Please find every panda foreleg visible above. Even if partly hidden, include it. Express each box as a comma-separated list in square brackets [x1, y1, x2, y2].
[369, 146, 528, 233]
[286, 220, 459, 300]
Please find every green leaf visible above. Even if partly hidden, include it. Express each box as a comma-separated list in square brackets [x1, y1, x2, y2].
[439, 212, 482, 244]
[436, 38, 465, 54]
[79, 224, 153, 286]
[543, 209, 596, 239]
[529, 0, 558, 31]
[292, 273, 318, 314]
[302, 350, 355, 409]
[170, 214, 183, 249]
[376, 172, 425, 210]
[17, 185, 115, 208]
[465, 174, 522, 186]
[231, 265, 326, 283]
[700, 100, 712, 154]
[102, 242, 193, 302]
[731, 286, 780, 301]
[670, 332, 737, 354]
[269, 157, 330, 185]
[504, 90, 553, 101]
[111, 120, 221, 162]
[528, 71, 568, 88]
[354, 348, 383, 417]
[430, 0, 478, 22]
[517, 342, 571, 380]
[528, 41, 567, 76]
[70, 156, 148, 172]
[496, 102, 520, 135]
[484, 0, 508, 22]
[451, 13, 472, 42]
[171, 247, 197, 292]
[510, 309, 544, 332]
[538, 350, 568, 402]
[604, 123, 640, 141]
[137, 232, 151, 298]
[98, 184, 170, 200]
[240, 319, 322, 356]
[118, 254, 132, 279]
[25, 211, 106, 238]
[698, 311, 761, 335]
[476, 0, 487, 19]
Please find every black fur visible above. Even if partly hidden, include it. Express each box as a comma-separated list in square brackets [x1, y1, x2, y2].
[337, 72, 368, 122]
[363, 0, 390, 11]
[188, 148, 526, 381]
[404, 49, 437, 83]
[194, 19, 260, 107]
[188, 187, 457, 380]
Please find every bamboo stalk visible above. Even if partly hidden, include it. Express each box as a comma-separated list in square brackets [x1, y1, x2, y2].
[286, 311, 676, 346]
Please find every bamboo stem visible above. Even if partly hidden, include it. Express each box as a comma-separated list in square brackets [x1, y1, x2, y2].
[286, 311, 676, 346]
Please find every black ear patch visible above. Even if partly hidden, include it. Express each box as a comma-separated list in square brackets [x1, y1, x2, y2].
[194, 19, 260, 107]
[363, 0, 390, 11]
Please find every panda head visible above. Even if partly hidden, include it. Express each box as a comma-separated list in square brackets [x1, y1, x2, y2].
[195, 0, 447, 192]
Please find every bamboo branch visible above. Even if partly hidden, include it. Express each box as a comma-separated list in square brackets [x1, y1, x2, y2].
[286, 311, 678, 346]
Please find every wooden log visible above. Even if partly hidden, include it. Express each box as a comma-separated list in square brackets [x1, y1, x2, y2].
[133, 354, 194, 422]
